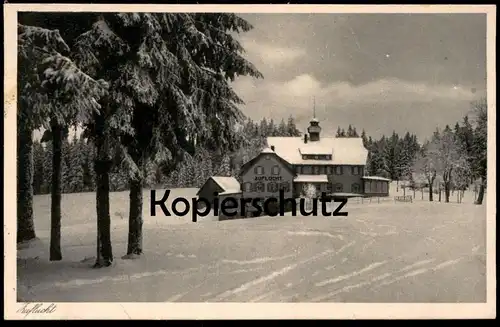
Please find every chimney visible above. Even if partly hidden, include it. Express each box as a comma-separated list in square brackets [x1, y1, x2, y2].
[304, 134, 308, 144]
[270, 145, 275, 151]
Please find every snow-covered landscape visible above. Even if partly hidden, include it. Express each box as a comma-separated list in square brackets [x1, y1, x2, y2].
[17, 183, 487, 302]
[9, 8, 494, 320]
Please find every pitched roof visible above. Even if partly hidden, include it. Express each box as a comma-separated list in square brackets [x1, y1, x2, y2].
[267, 136, 368, 165]
[239, 148, 296, 177]
[210, 176, 241, 194]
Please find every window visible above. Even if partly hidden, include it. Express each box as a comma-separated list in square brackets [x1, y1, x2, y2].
[264, 155, 271, 160]
[334, 183, 343, 192]
[243, 182, 252, 192]
[296, 166, 302, 174]
[319, 166, 325, 174]
[365, 181, 371, 193]
[326, 183, 333, 192]
[280, 182, 290, 193]
[351, 166, 359, 175]
[267, 182, 279, 193]
[327, 166, 333, 174]
[313, 166, 320, 175]
[335, 166, 343, 175]
[382, 182, 388, 193]
[255, 182, 265, 193]
[254, 166, 264, 175]
[303, 166, 312, 174]
[351, 183, 361, 193]
[271, 165, 281, 175]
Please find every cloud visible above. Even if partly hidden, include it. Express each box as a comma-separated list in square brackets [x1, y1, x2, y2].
[237, 13, 486, 89]
[240, 36, 306, 67]
[232, 74, 482, 139]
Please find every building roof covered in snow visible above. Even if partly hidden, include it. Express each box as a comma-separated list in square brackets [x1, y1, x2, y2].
[267, 136, 368, 166]
[239, 147, 296, 177]
[210, 176, 241, 193]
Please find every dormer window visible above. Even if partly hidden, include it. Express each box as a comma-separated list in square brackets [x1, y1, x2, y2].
[301, 154, 332, 161]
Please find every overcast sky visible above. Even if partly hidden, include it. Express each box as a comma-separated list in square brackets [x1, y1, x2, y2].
[231, 13, 487, 140]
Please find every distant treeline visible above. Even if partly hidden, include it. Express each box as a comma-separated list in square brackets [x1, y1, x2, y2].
[33, 102, 487, 204]
[32, 116, 301, 194]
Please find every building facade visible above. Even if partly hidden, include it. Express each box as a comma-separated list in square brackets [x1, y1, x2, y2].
[239, 117, 390, 201]
[198, 117, 391, 219]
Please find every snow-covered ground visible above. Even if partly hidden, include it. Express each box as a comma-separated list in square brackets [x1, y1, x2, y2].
[17, 186, 487, 303]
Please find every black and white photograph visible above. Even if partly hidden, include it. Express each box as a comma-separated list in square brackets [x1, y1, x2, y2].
[5, 4, 496, 320]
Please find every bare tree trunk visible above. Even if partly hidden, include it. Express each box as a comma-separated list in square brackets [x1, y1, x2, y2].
[126, 155, 144, 257]
[17, 122, 36, 243]
[444, 181, 450, 203]
[49, 122, 63, 261]
[428, 182, 434, 202]
[94, 114, 113, 268]
[438, 186, 442, 202]
[475, 176, 486, 205]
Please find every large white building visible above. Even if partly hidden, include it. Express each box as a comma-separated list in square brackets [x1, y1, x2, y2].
[240, 117, 391, 199]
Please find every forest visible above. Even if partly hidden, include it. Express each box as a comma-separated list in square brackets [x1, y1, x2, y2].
[32, 106, 488, 207]
[17, 12, 264, 267]
[17, 12, 488, 270]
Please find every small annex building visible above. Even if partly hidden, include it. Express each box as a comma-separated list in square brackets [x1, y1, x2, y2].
[196, 176, 241, 210]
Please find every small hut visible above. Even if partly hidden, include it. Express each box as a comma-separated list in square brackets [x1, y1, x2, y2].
[196, 176, 241, 210]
